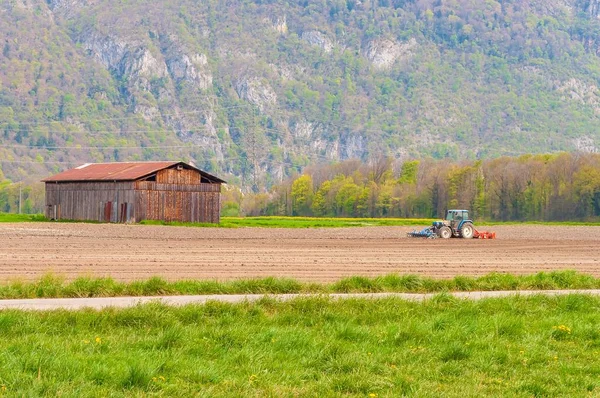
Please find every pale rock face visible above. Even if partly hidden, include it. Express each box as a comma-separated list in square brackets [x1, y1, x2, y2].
[273, 15, 288, 34]
[528, 0, 573, 18]
[363, 38, 416, 70]
[46, 0, 88, 17]
[301, 31, 334, 53]
[123, 48, 168, 80]
[166, 53, 212, 90]
[343, 134, 366, 159]
[573, 136, 598, 153]
[291, 121, 314, 140]
[263, 15, 287, 34]
[81, 32, 129, 72]
[134, 104, 161, 122]
[161, 33, 213, 90]
[557, 78, 600, 114]
[82, 32, 169, 94]
[310, 138, 340, 160]
[234, 77, 277, 112]
[46, 0, 79, 10]
[11, 0, 53, 17]
[192, 53, 208, 66]
[12, 0, 34, 11]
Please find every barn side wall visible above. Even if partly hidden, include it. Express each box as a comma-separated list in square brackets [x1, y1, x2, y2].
[134, 181, 221, 223]
[156, 168, 202, 184]
[44, 182, 136, 222]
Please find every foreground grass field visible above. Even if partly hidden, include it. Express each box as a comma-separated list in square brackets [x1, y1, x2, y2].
[1, 295, 599, 396]
[1, 271, 599, 299]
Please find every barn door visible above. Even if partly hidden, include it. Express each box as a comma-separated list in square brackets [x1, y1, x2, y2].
[104, 201, 112, 223]
[47, 205, 59, 220]
[119, 203, 129, 223]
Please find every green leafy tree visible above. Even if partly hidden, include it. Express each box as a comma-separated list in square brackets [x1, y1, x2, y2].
[291, 175, 314, 216]
[573, 166, 600, 218]
[311, 180, 331, 216]
[335, 179, 361, 216]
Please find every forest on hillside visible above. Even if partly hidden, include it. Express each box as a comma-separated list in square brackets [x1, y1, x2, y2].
[234, 152, 600, 222]
[1, 0, 600, 188]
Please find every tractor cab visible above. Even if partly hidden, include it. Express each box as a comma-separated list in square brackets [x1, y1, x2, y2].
[445, 210, 472, 232]
[446, 209, 469, 230]
[446, 209, 469, 221]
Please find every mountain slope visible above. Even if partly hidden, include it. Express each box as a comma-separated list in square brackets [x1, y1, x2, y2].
[2, 0, 600, 189]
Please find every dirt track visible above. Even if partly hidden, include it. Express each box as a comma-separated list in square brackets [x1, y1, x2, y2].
[0, 223, 598, 282]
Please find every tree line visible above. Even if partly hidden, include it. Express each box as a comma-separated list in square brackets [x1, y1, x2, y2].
[3, 152, 600, 222]
[234, 153, 600, 222]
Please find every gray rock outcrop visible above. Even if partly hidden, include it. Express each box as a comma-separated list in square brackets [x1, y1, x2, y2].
[301, 31, 334, 53]
[363, 38, 416, 70]
[234, 76, 277, 112]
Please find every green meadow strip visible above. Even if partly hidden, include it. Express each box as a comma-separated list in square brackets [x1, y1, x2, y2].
[0, 270, 599, 299]
[0, 213, 46, 222]
[2, 213, 600, 227]
[142, 216, 439, 228]
[0, 295, 598, 395]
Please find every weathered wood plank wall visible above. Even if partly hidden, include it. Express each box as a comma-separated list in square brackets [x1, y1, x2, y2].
[134, 182, 221, 223]
[45, 182, 136, 222]
[156, 168, 202, 184]
[44, 166, 222, 223]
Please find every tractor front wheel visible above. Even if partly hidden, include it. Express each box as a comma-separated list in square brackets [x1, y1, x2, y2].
[460, 222, 474, 239]
[439, 226, 452, 239]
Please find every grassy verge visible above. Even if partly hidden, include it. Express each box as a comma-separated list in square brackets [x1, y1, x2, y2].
[1, 270, 600, 299]
[0, 213, 46, 222]
[141, 216, 438, 228]
[2, 213, 600, 227]
[0, 295, 598, 396]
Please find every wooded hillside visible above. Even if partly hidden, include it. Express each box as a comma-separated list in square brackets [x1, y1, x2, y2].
[1, 0, 600, 191]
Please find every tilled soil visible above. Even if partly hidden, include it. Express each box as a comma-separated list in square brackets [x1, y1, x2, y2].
[0, 223, 599, 282]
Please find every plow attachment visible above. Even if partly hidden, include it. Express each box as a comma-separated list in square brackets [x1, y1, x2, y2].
[473, 229, 496, 239]
[407, 227, 437, 239]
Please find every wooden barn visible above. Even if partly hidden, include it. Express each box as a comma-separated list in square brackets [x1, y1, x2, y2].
[42, 162, 226, 223]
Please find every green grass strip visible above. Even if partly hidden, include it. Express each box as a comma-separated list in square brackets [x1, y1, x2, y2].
[141, 216, 439, 228]
[0, 270, 599, 299]
[0, 213, 46, 222]
[0, 295, 598, 396]
[4, 212, 600, 227]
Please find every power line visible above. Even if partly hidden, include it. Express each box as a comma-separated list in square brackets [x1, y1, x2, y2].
[0, 144, 212, 150]
[0, 160, 78, 165]
[1, 103, 255, 127]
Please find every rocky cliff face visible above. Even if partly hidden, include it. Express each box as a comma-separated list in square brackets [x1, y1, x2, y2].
[301, 31, 334, 53]
[2, 0, 600, 188]
[160, 35, 213, 90]
[363, 38, 416, 70]
[234, 76, 277, 113]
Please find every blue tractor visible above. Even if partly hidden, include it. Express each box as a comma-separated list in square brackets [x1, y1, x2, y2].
[432, 209, 475, 239]
[407, 209, 477, 239]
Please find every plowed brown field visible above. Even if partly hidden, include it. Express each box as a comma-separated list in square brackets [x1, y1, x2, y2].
[0, 223, 599, 282]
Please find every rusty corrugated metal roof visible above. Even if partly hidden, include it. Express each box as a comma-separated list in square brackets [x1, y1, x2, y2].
[42, 162, 226, 183]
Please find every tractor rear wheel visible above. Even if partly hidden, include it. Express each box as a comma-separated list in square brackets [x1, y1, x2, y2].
[460, 222, 474, 239]
[439, 226, 452, 239]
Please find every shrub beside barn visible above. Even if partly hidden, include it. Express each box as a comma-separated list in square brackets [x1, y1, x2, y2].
[42, 162, 225, 223]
